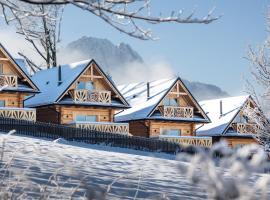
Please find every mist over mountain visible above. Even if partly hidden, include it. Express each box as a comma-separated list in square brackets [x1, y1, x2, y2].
[59, 36, 143, 70]
[59, 36, 229, 101]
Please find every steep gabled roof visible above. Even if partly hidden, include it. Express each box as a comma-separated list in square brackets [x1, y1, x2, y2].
[196, 95, 253, 136]
[25, 59, 129, 108]
[0, 43, 39, 92]
[115, 77, 210, 123]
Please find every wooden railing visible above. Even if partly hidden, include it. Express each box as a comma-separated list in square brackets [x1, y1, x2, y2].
[159, 105, 194, 118]
[70, 89, 111, 104]
[72, 122, 129, 135]
[0, 107, 36, 121]
[232, 123, 260, 134]
[160, 136, 212, 148]
[0, 74, 17, 87]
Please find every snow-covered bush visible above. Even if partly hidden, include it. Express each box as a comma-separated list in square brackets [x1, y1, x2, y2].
[178, 141, 270, 200]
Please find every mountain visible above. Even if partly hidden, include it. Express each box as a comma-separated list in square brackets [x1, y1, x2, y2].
[59, 36, 229, 101]
[183, 80, 229, 101]
[59, 36, 143, 70]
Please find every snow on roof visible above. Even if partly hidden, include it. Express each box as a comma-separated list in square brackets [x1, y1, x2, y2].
[115, 77, 208, 123]
[25, 60, 91, 107]
[15, 58, 30, 76]
[115, 78, 176, 122]
[196, 95, 250, 136]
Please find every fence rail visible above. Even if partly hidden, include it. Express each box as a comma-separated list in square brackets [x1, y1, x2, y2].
[0, 117, 200, 154]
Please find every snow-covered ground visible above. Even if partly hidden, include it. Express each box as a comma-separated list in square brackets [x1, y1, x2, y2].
[0, 133, 206, 199]
[1, 133, 270, 199]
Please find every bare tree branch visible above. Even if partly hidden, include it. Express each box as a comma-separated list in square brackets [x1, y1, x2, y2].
[0, 0, 220, 41]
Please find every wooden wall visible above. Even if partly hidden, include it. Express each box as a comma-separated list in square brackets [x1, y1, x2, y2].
[129, 120, 195, 138]
[1, 60, 21, 78]
[129, 121, 149, 137]
[213, 136, 256, 148]
[36, 106, 60, 124]
[0, 92, 25, 108]
[149, 121, 195, 137]
[36, 105, 117, 124]
[60, 106, 115, 124]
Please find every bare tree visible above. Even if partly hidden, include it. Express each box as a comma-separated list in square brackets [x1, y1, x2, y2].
[8, 4, 63, 71]
[1, 0, 220, 41]
[245, 11, 270, 150]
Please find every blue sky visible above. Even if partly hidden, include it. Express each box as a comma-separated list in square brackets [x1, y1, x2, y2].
[1, 1, 268, 95]
[60, 1, 269, 96]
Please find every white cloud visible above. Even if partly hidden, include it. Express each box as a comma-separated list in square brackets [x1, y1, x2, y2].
[111, 60, 175, 85]
[0, 27, 43, 65]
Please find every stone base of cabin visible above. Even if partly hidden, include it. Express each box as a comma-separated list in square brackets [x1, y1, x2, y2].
[212, 136, 257, 148]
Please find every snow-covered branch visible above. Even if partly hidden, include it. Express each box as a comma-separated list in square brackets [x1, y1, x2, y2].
[1, 0, 220, 40]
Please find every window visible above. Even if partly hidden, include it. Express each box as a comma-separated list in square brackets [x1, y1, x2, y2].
[76, 115, 97, 122]
[0, 64, 3, 74]
[77, 81, 95, 90]
[0, 100, 5, 107]
[161, 129, 181, 136]
[164, 97, 178, 106]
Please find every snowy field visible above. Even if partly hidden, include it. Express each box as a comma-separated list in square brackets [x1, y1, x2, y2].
[0, 133, 269, 199]
[0, 133, 206, 199]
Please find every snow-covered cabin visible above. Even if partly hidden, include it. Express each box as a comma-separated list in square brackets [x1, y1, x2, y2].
[115, 77, 210, 138]
[25, 59, 130, 135]
[0, 43, 39, 121]
[196, 95, 264, 147]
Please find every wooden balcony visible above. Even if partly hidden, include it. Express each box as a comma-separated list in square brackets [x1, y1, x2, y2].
[160, 135, 212, 148]
[159, 105, 194, 118]
[0, 107, 36, 121]
[232, 123, 260, 134]
[70, 89, 111, 104]
[72, 122, 129, 135]
[0, 74, 17, 88]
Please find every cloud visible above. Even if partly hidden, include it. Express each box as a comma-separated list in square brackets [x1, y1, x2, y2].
[0, 27, 43, 65]
[111, 60, 175, 85]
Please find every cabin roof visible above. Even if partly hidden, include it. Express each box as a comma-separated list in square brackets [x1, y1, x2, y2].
[196, 95, 251, 137]
[25, 59, 129, 108]
[0, 43, 39, 93]
[115, 77, 210, 123]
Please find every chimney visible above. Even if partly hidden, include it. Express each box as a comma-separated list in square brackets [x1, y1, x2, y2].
[58, 65, 63, 86]
[220, 100, 223, 117]
[147, 82, 150, 100]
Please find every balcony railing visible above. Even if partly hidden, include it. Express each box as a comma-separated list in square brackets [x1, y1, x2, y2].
[159, 105, 194, 118]
[71, 122, 129, 135]
[0, 107, 36, 121]
[160, 135, 212, 148]
[232, 123, 260, 134]
[0, 74, 17, 88]
[70, 89, 111, 104]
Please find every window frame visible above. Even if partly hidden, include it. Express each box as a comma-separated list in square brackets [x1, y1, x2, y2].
[161, 129, 181, 136]
[0, 100, 5, 107]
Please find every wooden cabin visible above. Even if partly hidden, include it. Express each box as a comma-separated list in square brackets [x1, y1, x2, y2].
[25, 59, 130, 134]
[0, 44, 39, 121]
[196, 95, 264, 148]
[115, 78, 212, 147]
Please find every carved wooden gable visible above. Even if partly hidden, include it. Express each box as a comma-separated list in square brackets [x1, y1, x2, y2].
[229, 97, 262, 134]
[153, 79, 209, 120]
[0, 45, 38, 91]
[60, 61, 129, 106]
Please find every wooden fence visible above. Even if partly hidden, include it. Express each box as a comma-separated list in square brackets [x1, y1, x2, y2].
[0, 117, 198, 154]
